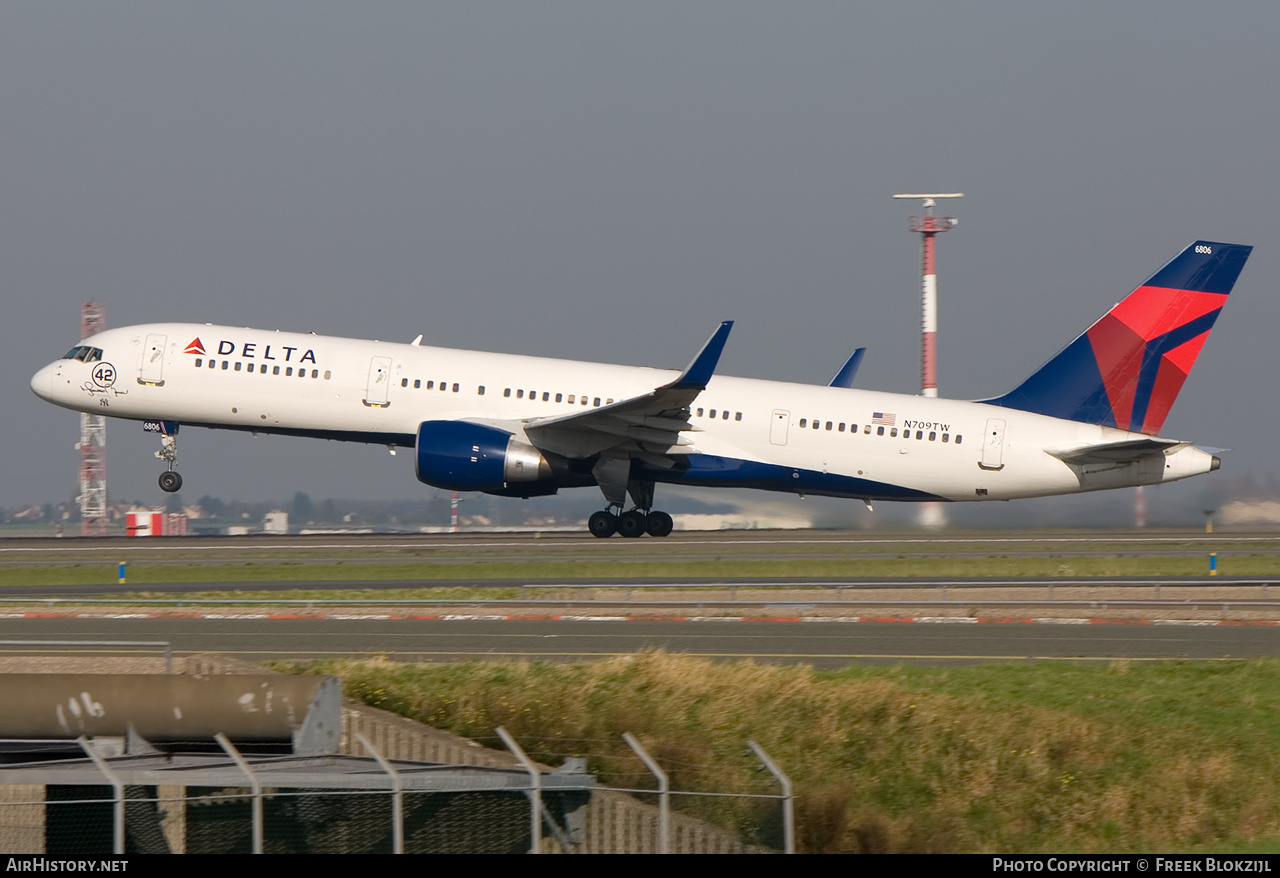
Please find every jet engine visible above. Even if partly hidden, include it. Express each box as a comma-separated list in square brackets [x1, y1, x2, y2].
[414, 420, 565, 497]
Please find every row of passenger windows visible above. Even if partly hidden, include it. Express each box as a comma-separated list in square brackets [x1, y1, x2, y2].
[194, 358, 330, 380]
[696, 407, 743, 421]
[401, 378, 468, 393]
[503, 388, 615, 407]
[796, 417, 963, 444]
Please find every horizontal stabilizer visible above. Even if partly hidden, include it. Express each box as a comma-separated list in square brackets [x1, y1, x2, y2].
[1048, 437, 1183, 465]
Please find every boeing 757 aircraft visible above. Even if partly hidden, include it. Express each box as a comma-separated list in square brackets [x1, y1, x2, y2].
[31, 241, 1251, 537]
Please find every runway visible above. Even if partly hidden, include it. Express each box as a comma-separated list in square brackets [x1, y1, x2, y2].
[3, 528, 1278, 666]
[1, 615, 1277, 668]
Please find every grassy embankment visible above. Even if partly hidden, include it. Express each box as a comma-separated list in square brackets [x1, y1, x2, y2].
[282, 652, 1280, 854]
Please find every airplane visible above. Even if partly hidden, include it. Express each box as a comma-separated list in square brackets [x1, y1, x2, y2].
[30, 240, 1251, 538]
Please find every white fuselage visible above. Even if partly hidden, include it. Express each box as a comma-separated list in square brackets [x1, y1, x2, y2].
[30, 323, 1218, 503]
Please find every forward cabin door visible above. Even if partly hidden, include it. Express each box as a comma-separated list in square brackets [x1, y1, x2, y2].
[363, 356, 392, 407]
[980, 417, 1007, 470]
[770, 410, 790, 445]
[138, 334, 167, 386]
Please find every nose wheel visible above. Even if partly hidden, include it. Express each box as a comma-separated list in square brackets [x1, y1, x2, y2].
[153, 423, 183, 493]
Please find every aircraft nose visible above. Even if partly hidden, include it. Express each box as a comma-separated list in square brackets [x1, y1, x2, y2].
[30, 364, 56, 401]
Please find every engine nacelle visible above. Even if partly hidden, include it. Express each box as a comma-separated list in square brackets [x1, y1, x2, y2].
[415, 420, 561, 496]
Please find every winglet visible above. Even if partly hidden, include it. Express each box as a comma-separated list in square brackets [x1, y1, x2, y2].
[829, 348, 866, 388]
[666, 321, 733, 390]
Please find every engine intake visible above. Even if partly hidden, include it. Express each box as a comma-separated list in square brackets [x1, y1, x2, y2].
[415, 421, 562, 495]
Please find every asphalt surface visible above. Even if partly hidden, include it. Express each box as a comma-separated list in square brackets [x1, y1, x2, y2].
[1, 616, 1277, 668]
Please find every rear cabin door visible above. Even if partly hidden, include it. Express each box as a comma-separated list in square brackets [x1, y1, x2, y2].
[980, 418, 1007, 470]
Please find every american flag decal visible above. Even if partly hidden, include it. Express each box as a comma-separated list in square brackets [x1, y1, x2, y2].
[872, 412, 896, 426]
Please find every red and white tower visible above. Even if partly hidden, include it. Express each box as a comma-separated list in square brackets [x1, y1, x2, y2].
[892, 193, 962, 397]
[78, 302, 108, 536]
[894, 194, 961, 529]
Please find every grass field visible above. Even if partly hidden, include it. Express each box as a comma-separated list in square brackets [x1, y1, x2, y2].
[0, 553, 1272, 589]
[281, 652, 1280, 854]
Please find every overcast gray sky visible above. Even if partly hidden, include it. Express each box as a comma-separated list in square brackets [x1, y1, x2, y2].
[5, 3, 1277, 518]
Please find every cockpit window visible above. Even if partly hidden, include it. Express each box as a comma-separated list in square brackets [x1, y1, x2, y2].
[62, 346, 103, 363]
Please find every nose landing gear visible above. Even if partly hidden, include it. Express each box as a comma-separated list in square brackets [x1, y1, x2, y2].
[150, 421, 183, 493]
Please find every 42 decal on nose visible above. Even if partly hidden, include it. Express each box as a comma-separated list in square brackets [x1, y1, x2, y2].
[91, 363, 116, 389]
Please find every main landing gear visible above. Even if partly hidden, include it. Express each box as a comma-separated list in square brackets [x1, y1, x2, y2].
[155, 425, 183, 493]
[588, 508, 674, 539]
[587, 461, 674, 538]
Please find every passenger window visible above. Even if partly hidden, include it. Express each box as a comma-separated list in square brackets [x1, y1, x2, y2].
[929, 431, 936, 441]
[273, 366, 280, 375]
[710, 409, 717, 419]
[890, 428, 898, 437]
[312, 370, 319, 378]
[581, 397, 588, 405]
[195, 358, 202, 367]
[826, 421, 833, 431]
[414, 379, 421, 389]
[812, 420, 819, 429]
[324, 371, 331, 380]
[942, 433, 949, 443]
[541, 391, 548, 401]
[863, 425, 870, 434]
[285, 367, 292, 376]
[916, 430, 923, 440]
[877, 426, 885, 436]
[735, 412, 742, 421]
[209, 360, 216, 369]
[838, 423, 845, 432]
[517, 389, 524, 399]
[453, 383, 460, 392]
[401, 378, 408, 387]
[697, 408, 704, 417]
[594, 397, 601, 406]
[478, 386, 485, 395]
[956, 435, 963, 445]
[504, 388, 511, 397]
[234, 362, 242, 372]
[799, 418, 806, 428]
[568, 395, 575, 404]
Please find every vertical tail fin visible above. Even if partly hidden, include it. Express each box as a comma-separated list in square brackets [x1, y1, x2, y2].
[983, 241, 1251, 433]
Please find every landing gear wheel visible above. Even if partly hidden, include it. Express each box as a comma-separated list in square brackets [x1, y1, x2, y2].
[617, 510, 647, 538]
[158, 471, 183, 493]
[588, 510, 617, 538]
[646, 511, 674, 537]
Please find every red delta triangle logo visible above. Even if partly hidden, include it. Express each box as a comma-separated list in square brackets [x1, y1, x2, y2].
[184, 338, 206, 355]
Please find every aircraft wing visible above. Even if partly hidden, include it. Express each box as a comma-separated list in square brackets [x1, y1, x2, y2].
[524, 321, 733, 464]
[1047, 437, 1185, 465]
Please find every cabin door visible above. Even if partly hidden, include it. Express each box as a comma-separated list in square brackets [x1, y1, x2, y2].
[980, 418, 1006, 470]
[138, 334, 166, 386]
[363, 356, 392, 407]
[770, 410, 790, 446]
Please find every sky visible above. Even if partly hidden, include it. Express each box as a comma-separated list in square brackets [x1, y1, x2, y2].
[4, 3, 1278, 524]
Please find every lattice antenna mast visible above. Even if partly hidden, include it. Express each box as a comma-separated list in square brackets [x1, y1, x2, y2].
[892, 193, 962, 397]
[78, 302, 107, 536]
